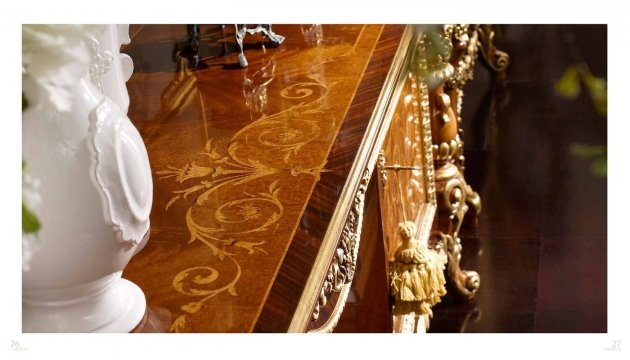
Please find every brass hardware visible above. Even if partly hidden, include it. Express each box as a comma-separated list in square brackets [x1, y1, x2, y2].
[382, 164, 423, 171]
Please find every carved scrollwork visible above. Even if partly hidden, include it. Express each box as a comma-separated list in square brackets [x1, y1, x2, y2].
[437, 232, 480, 298]
[433, 163, 482, 300]
[311, 168, 370, 324]
[443, 24, 479, 90]
[476, 25, 510, 74]
[443, 176, 468, 218]
[421, 25, 484, 301]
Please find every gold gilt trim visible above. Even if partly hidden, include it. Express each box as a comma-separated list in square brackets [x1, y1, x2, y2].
[476, 25, 510, 74]
[309, 168, 370, 333]
[418, 68, 437, 206]
[288, 25, 417, 333]
[310, 284, 352, 333]
[416, 64, 438, 245]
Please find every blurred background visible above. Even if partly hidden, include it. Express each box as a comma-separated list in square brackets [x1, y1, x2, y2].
[430, 24, 607, 332]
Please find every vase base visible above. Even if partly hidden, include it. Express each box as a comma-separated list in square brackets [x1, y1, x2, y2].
[91, 279, 146, 332]
[23, 272, 146, 333]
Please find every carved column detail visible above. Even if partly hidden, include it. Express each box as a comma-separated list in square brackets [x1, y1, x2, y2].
[433, 164, 480, 299]
[421, 25, 483, 300]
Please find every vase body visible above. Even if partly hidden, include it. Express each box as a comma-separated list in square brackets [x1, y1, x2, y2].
[22, 75, 152, 332]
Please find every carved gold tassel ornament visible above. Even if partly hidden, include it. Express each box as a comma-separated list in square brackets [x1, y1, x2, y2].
[390, 221, 447, 319]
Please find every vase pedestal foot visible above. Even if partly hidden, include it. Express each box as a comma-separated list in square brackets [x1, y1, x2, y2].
[23, 271, 146, 333]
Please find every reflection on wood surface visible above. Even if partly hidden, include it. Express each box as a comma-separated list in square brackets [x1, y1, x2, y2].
[123, 24, 388, 332]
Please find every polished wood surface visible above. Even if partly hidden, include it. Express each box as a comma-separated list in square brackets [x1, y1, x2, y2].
[260, 24, 405, 332]
[122, 24, 404, 332]
[123, 24, 608, 334]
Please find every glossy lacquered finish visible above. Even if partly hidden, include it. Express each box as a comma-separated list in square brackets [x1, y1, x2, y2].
[122, 24, 404, 332]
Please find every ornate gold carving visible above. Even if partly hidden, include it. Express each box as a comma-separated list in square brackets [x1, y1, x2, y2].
[417, 30, 455, 89]
[433, 163, 481, 299]
[435, 92, 452, 124]
[476, 25, 510, 74]
[310, 168, 370, 329]
[444, 24, 479, 90]
[375, 32, 447, 333]
[377, 69, 437, 263]
[289, 25, 417, 333]
[378, 150, 388, 190]
[421, 25, 483, 301]
[389, 222, 447, 318]
[432, 138, 461, 162]
[438, 232, 480, 297]
[419, 70, 437, 206]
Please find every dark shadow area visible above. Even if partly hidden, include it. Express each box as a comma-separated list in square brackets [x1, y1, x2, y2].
[431, 25, 607, 333]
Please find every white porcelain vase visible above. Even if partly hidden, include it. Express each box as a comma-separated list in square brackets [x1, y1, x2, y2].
[88, 24, 134, 114]
[22, 26, 152, 333]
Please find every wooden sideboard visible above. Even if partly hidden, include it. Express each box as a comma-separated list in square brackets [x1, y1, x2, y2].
[122, 24, 497, 332]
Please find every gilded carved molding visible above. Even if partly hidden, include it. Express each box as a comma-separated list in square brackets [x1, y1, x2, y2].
[444, 24, 479, 90]
[298, 24, 506, 333]
[476, 25, 510, 75]
[434, 164, 481, 298]
[309, 168, 370, 332]
[377, 32, 449, 333]
[419, 71, 437, 207]
[424, 25, 485, 301]
[432, 138, 460, 162]
[378, 70, 436, 262]
[289, 26, 418, 333]
[390, 222, 447, 317]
